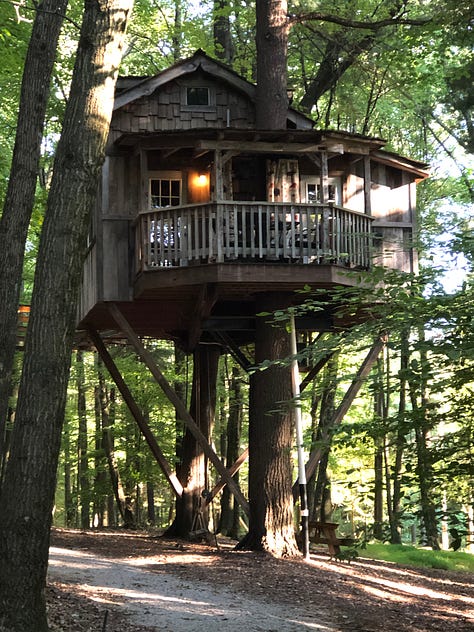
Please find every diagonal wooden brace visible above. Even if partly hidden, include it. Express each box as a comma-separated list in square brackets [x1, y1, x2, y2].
[107, 303, 250, 517]
[293, 336, 387, 498]
[87, 325, 184, 498]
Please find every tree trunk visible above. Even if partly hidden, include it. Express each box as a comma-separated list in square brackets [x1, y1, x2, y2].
[146, 480, 156, 525]
[76, 351, 90, 529]
[172, 0, 183, 61]
[0, 2, 132, 628]
[409, 330, 440, 551]
[93, 383, 106, 528]
[373, 437, 384, 540]
[219, 365, 242, 537]
[63, 412, 75, 527]
[0, 0, 68, 463]
[388, 331, 409, 544]
[213, 0, 234, 64]
[98, 364, 135, 528]
[165, 343, 220, 538]
[314, 355, 338, 522]
[255, 0, 289, 129]
[237, 294, 298, 556]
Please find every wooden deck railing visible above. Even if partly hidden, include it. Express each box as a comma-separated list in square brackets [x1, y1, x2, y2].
[136, 201, 374, 270]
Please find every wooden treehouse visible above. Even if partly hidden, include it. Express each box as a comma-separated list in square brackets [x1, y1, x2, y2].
[77, 50, 428, 536]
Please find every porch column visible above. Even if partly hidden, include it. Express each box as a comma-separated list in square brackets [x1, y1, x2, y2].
[214, 149, 224, 200]
[364, 155, 372, 216]
[320, 150, 329, 203]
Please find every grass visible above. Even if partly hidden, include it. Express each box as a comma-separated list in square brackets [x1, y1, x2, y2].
[359, 542, 474, 573]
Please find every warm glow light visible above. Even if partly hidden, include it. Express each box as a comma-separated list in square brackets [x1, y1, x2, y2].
[197, 173, 208, 186]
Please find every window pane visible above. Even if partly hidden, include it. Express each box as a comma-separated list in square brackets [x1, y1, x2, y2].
[171, 180, 180, 197]
[149, 178, 181, 208]
[187, 87, 209, 106]
[307, 184, 317, 203]
[161, 180, 170, 196]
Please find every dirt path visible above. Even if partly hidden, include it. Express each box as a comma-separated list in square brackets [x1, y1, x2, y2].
[48, 529, 474, 632]
[48, 546, 336, 631]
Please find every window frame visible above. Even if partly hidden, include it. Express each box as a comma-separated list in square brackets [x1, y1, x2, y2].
[147, 171, 183, 209]
[180, 82, 216, 113]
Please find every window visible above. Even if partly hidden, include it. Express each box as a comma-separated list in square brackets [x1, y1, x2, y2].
[149, 178, 181, 208]
[301, 177, 341, 205]
[186, 87, 209, 106]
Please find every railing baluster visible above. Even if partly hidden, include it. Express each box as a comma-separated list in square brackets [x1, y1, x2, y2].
[137, 202, 374, 270]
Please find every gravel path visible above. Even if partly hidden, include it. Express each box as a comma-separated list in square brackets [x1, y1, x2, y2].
[48, 546, 337, 631]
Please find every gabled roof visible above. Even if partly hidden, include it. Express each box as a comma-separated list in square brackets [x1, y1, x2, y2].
[114, 49, 314, 129]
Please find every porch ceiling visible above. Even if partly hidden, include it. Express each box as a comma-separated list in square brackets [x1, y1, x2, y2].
[113, 128, 387, 156]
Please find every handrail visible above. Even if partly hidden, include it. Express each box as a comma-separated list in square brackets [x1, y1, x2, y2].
[136, 201, 374, 270]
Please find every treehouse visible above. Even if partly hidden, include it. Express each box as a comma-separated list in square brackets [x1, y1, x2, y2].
[75, 50, 430, 546]
[77, 49, 429, 350]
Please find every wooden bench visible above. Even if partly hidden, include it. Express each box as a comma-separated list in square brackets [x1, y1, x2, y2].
[308, 521, 355, 556]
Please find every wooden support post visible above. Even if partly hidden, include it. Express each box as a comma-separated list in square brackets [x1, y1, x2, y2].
[320, 150, 329, 203]
[364, 155, 372, 217]
[293, 336, 387, 498]
[87, 326, 184, 499]
[107, 303, 250, 516]
[187, 283, 218, 351]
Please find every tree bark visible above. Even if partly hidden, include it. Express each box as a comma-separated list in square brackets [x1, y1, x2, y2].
[0, 0, 68, 465]
[219, 365, 243, 537]
[165, 343, 221, 538]
[408, 330, 440, 551]
[63, 411, 76, 527]
[93, 382, 106, 528]
[76, 351, 90, 529]
[388, 331, 409, 544]
[311, 354, 338, 522]
[237, 294, 299, 556]
[213, 0, 234, 64]
[255, 0, 289, 129]
[0, 1, 133, 628]
[299, 34, 375, 113]
[98, 361, 135, 528]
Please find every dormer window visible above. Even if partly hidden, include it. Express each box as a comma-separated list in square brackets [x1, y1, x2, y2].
[186, 87, 209, 106]
[181, 82, 216, 112]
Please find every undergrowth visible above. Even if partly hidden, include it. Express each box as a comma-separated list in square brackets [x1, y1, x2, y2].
[361, 543, 474, 573]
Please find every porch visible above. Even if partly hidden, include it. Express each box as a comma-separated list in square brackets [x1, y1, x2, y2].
[136, 201, 374, 271]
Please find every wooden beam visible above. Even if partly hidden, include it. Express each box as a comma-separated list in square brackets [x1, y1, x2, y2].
[86, 326, 184, 499]
[292, 336, 386, 498]
[299, 352, 335, 393]
[187, 283, 218, 351]
[107, 303, 250, 516]
[210, 331, 252, 372]
[204, 447, 249, 506]
[200, 140, 324, 154]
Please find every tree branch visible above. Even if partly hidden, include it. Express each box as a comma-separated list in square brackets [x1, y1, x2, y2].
[288, 11, 430, 30]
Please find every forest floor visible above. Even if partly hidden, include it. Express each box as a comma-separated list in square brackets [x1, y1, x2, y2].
[48, 528, 474, 632]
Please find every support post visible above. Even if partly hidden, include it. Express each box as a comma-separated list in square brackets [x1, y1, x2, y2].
[290, 314, 310, 560]
[363, 155, 372, 217]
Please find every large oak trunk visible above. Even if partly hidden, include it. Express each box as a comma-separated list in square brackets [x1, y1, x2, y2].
[237, 293, 299, 556]
[255, 0, 289, 129]
[0, 1, 132, 628]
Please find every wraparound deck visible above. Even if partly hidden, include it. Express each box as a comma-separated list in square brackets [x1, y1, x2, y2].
[136, 201, 374, 271]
